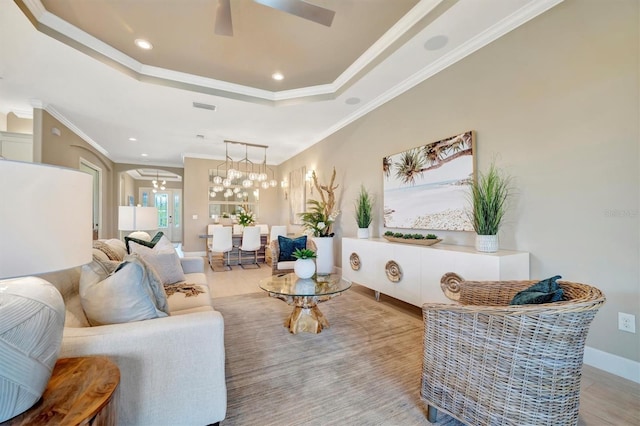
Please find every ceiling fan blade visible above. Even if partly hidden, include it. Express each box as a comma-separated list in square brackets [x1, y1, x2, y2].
[254, 0, 335, 27]
[215, 0, 233, 36]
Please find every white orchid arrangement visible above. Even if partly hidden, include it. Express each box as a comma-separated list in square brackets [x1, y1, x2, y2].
[236, 208, 255, 227]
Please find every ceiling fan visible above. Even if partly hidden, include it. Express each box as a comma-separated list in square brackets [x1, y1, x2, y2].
[215, 0, 336, 36]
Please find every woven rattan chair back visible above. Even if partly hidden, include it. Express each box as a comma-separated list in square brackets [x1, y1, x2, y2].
[421, 275, 605, 426]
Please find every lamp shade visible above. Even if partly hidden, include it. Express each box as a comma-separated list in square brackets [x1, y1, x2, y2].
[0, 159, 92, 422]
[0, 160, 93, 279]
[118, 206, 158, 231]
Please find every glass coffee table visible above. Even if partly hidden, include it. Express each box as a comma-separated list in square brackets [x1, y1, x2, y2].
[259, 273, 351, 334]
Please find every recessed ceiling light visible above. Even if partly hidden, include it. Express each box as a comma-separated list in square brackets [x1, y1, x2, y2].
[345, 97, 361, 105]
[272, 72, 284, 81]
[424, 35, 448, 51]
[141, 153, 148, 157]
[134, 39, 153, 50]
[129, 137, 137, 142]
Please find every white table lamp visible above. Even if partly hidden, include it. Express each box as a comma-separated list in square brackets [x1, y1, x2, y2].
[0, 159, 92, 422]
[118, 206, 158, 240]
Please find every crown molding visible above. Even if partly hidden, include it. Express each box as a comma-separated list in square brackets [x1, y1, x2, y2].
[43, 105, 110, 157]
[16, 0, 443, 105]
[312, 0, 565, 146]
[332, 0, 444, 90]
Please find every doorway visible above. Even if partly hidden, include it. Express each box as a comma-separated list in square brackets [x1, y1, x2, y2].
[139, 188, 182, 243]
[80, 158, 102, 239]
[120, 168, 183, 243]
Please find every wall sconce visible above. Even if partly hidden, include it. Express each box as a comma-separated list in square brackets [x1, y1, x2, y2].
[280, 178, 288, 200]
[306, 170, 315, 195]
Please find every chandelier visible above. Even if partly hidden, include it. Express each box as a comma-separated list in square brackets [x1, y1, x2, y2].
[152, 171, 165, 193]
[209, 141, 278, 198]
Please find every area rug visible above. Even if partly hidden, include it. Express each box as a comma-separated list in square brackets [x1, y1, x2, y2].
[213, 287, 462, 425]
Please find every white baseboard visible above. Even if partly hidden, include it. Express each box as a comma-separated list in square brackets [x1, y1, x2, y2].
[584, 346, 640, 384]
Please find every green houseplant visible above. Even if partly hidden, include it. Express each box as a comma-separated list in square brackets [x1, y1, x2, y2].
[291, 248, 317, 260]
[236, 209, 255, 227]
[354, 185, 373, 239]
[467, 162, 513, 252]
[299, 168, 340, 275]
[292, 248, 317, 279]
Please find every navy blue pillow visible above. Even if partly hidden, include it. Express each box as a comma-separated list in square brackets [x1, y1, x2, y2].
[510, 275, 564, 305]
[278, 235, 307, 262]
[125, 231, 164, 254]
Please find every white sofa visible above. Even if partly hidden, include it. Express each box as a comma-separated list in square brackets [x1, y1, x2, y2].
[39, 239, 227, 426]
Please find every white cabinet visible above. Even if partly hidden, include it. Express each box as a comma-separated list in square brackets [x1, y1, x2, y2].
[0, 131, 32, 161]
[342, 237, 529, 307]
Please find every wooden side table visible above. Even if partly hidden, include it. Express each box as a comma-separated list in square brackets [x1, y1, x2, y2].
[2, 356, 120, 426]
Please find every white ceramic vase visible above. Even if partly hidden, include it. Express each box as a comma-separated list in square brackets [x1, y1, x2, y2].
[294, 258, 316, 279]
[312, 236, 334, 275]
[357, 228, 370, 239]
[475, 234, 499, 252]
[294, 278, 316, 295]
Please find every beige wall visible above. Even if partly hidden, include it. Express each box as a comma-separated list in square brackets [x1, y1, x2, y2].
[0, 112, 32, 133]
[278, 0, 639, 363]
[40, 110, 117, 238]
[182, 156, 283, 252]
[120, 171, 135, 206]
[7, 112, 33, 134]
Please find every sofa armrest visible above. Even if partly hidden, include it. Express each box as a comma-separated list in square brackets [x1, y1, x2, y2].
[61, 311, 226, 426]
[180, 256, 204, 274]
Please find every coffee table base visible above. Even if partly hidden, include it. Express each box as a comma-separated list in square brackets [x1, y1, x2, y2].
[285, 305, 329, 334]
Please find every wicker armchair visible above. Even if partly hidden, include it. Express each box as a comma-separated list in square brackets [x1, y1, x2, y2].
[421, 274, 605, 426]
[269, 238, 316, 275]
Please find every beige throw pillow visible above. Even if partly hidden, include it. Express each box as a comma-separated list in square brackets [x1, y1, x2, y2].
[129, 236, 185, 285]
[80, 254, 169, 326]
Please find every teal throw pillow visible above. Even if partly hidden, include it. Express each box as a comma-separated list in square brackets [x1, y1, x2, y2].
[510, 275, 564, 305]
[278, 235, 307, 262]
[125, 231, 164, 254]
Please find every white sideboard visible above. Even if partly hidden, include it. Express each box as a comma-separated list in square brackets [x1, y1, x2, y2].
[342, 237, 530, 307]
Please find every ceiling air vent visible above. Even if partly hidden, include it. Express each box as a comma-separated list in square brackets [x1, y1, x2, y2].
[192, 102, 217, 111]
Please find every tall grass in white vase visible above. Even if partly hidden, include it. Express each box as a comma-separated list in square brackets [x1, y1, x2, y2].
[468, 162, 513, 252]
[355, 185, 373, 238]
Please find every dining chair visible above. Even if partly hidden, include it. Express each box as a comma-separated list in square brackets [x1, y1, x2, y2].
[206, 224, 222, 265]
[210, 226, 233, 271]
[238, 226, 261, 268]
[269, 225, 288, 242]
[257, 224, 269, 235]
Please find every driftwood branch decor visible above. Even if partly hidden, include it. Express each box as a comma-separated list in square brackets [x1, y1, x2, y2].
[311, 167, 339, 221]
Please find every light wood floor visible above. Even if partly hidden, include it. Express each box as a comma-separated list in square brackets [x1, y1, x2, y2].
[204, 259, 640, 425]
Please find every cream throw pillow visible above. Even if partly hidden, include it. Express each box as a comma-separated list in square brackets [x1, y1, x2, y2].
[80, 254, 169, 326]
[129, 236, 185, 285]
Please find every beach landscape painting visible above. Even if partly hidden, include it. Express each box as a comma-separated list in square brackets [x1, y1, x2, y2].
[383, 131, 475, 231]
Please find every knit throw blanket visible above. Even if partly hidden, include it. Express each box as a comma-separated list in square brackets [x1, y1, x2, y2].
[93, 240, 123, 261]
[164, 283, 206, 297]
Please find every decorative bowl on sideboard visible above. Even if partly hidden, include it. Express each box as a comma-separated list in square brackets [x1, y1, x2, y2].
[382, 236, 442, 246]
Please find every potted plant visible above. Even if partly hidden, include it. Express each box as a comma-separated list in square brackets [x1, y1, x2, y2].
[467, 162, 513, 252]
[299, 167, 340, 275]
[236, 208, 255, 227]
[292, 248, 317, 279]
[354, 185, 373, 239]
